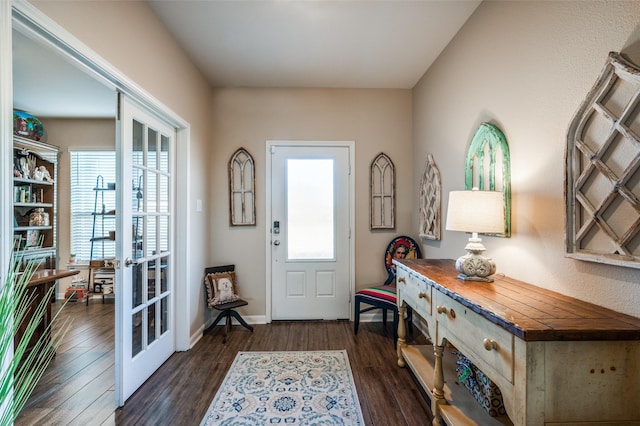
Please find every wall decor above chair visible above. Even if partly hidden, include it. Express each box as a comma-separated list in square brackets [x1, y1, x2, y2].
[419, 153, 442, 240]
[229, 147, 256, 226]
[370, 152, 395, 230]
[465, 122, 511, 237]
[566, 52, 640, 269]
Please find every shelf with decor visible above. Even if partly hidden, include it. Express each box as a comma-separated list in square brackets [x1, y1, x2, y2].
[89, 176, 116, 258]
[12, 135, 59, 270]
[88, 175, 116, 304]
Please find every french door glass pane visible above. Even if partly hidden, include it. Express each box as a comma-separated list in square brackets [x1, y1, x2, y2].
[132, 168, 144, 212]
[133, 120, 144, 165]
[148, 171, 157, 212]
[133, 215, 143, 259]
[132, 310, 143, 357]
[160, 258, 168, 293]
[161, 297, 168, 334]
[287, 159, 334, 260]
[148, 260, 157, 300]
[159, 175, 169, 213]
[148, 128, 157, 168]
[159, 216, 169, 252]
[147, 303, 156, 345]
[147, 216, 157, 256]
[160, 135, 169, 172]
[133, 263, 144, 308]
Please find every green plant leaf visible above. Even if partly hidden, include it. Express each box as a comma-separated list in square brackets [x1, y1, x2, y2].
[0, 249, 73, 425]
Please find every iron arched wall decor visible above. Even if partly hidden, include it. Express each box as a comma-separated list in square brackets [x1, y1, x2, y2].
[370, 152, 395, 230]
[566, 52, 640, 269]
[229, 147, 256, 226]
[419, 154, 442, 240]
[465, 122, 511, 237]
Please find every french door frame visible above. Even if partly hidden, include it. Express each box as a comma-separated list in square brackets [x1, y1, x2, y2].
[2, 0, 192, 406]
[265, 140, 356, 323]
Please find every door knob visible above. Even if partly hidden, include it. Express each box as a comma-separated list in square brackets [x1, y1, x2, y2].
[273, 240, 280, 246]
[124, 257, 138, 267]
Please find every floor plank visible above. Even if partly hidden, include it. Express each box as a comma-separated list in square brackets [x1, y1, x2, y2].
[16, 300, 434, 425]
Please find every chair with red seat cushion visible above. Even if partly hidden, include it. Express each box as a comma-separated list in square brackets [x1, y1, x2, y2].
[354, 236, 422, 343]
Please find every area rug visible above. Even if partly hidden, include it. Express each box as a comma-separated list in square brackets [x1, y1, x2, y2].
[200, 350, 365, 425]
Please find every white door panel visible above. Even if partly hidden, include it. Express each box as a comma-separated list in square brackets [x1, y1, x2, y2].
[269, 143, 353, 320]
[116, 94, 175, 405]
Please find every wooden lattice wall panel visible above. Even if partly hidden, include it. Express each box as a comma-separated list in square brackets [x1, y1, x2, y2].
[229, 147, 256, 226]
[566, 52, 640, 268]
[419, 154, 441, 240]
[370, 152, 395, 230]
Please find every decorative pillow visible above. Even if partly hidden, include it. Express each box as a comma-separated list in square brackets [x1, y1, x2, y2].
[205, 271, 240, 306]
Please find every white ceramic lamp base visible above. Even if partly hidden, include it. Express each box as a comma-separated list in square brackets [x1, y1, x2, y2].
[454, 237, 496, 282]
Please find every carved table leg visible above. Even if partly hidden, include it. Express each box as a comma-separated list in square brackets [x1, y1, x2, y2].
[432, 344, 446, 426]
[397, 303, 406, 367]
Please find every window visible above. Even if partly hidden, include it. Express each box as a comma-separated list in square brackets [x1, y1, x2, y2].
[287, 159, 335, 260]
[70, 150, 116, 261]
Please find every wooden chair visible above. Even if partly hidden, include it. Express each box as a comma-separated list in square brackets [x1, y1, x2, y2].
[354, 236, 422, 343]
[203, 265, 253, 343]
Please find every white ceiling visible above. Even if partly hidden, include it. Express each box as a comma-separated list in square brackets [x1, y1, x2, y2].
[12, 0, 480, 118]
[12, 30, 116, 118]
[148, 0, 480, 89]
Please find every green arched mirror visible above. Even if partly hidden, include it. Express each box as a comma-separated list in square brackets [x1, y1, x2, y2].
[464, 122, 511, 237]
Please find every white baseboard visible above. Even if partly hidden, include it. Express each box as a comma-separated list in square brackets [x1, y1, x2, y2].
[190, 324, 205, 349]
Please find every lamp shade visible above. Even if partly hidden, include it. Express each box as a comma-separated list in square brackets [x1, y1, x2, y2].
[446, 190, 505, 234]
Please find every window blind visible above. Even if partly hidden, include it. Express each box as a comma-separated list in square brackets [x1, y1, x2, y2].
[70, 150, 116, 261]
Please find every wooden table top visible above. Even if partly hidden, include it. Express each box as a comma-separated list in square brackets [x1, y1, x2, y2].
[28, 269, 80, 286]
[395, 259, 640, 341]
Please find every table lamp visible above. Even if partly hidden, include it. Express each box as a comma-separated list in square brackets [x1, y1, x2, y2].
[445, 188, 505, 282]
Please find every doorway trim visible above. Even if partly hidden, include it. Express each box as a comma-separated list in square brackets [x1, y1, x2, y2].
[3, 0, 192, 399]
[265, 140, 355, 323]
[1, 1, 13, 281]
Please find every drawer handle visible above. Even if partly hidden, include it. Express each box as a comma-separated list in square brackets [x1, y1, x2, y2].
[398, 277, 406, 285]
[418, 291, 428, 300]
[483, 338, 498, 351]
[437, 305, 447, 314]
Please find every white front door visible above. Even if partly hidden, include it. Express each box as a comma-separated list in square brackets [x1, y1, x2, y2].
[116, 94, 175, 405]
[268, 142, 354, 320]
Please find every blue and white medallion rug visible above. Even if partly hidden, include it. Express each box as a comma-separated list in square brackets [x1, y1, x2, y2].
[200, 350, 365, 425]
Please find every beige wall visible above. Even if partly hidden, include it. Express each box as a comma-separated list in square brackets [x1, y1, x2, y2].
[210, 88, 413, 318]
[32, 1, 213, 338]
[28, 0, 640, 330]
[413, 0, 640, 317]
[40, 118, 115, 297]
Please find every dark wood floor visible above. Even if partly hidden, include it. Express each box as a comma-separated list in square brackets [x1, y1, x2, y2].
[17, 300, 433, 425]
[16, 297, 116, 426]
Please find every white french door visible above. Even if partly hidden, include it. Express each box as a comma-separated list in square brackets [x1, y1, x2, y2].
[268, 142, 354, 320]
[116, 94, 175, 405]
